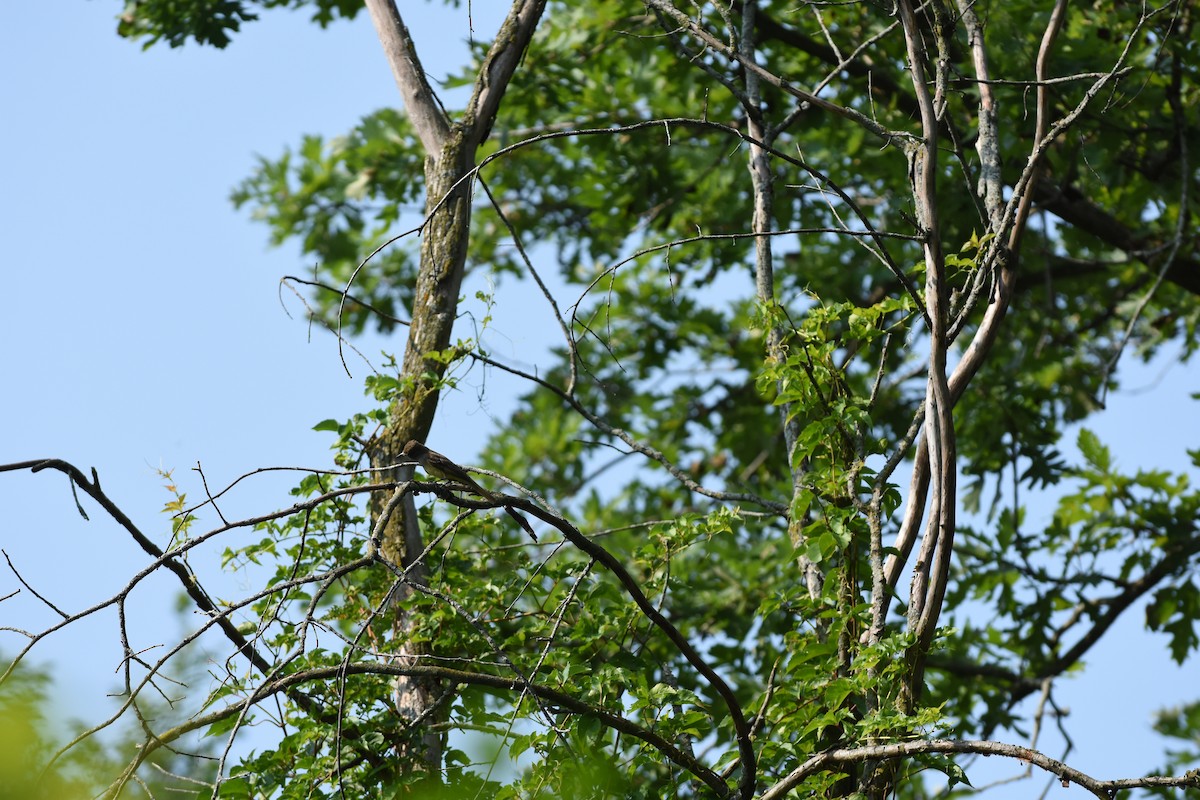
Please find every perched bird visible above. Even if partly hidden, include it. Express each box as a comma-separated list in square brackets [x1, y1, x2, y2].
[403, 440, 496, 497]
[402, 440, 537, 541]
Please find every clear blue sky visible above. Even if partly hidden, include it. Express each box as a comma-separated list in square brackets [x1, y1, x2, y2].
[1, 4, 1195, 796]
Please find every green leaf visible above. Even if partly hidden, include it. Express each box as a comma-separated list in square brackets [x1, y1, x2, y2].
[1077, 427, 1111, 472]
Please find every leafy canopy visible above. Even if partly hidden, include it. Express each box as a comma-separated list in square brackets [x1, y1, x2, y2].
[18, 0, 1199, 797]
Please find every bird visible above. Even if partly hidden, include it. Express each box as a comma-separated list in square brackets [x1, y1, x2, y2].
[402, 440, 537, 541]
[402, 440, 496, 497]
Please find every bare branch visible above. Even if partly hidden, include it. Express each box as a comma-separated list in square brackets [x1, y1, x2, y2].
[462, 0, 549, 147]
[362, 0, 450, 152]
[895, 0, 956, 705]
[2, 549, 68, 619]
[761, 738, 1200, 800]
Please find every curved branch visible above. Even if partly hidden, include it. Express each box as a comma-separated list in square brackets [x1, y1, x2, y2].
[760, 738, 1200, 800]
[356, 115, 925, 330]
[896, 0, 956, 706]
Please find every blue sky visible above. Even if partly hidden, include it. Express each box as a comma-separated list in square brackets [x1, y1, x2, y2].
[1, 3, 1196, 796]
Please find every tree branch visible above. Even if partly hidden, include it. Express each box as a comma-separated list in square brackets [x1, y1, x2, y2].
[761, 738, 1200, 800]
[363, 0, 450, 152]
[462, 0, 548, 148]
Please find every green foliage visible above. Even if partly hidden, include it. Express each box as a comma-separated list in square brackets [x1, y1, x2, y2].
[117, 0, 363, 48]
[87, 0, 1200, 796]
[1152, 700, 1200, 783]
[0, 656, 216, 797]
[0, 663, 97, 799]
[945, 427, 1200, 741]
[231, 109, 426, 334]
[118, 0, 258, 48]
